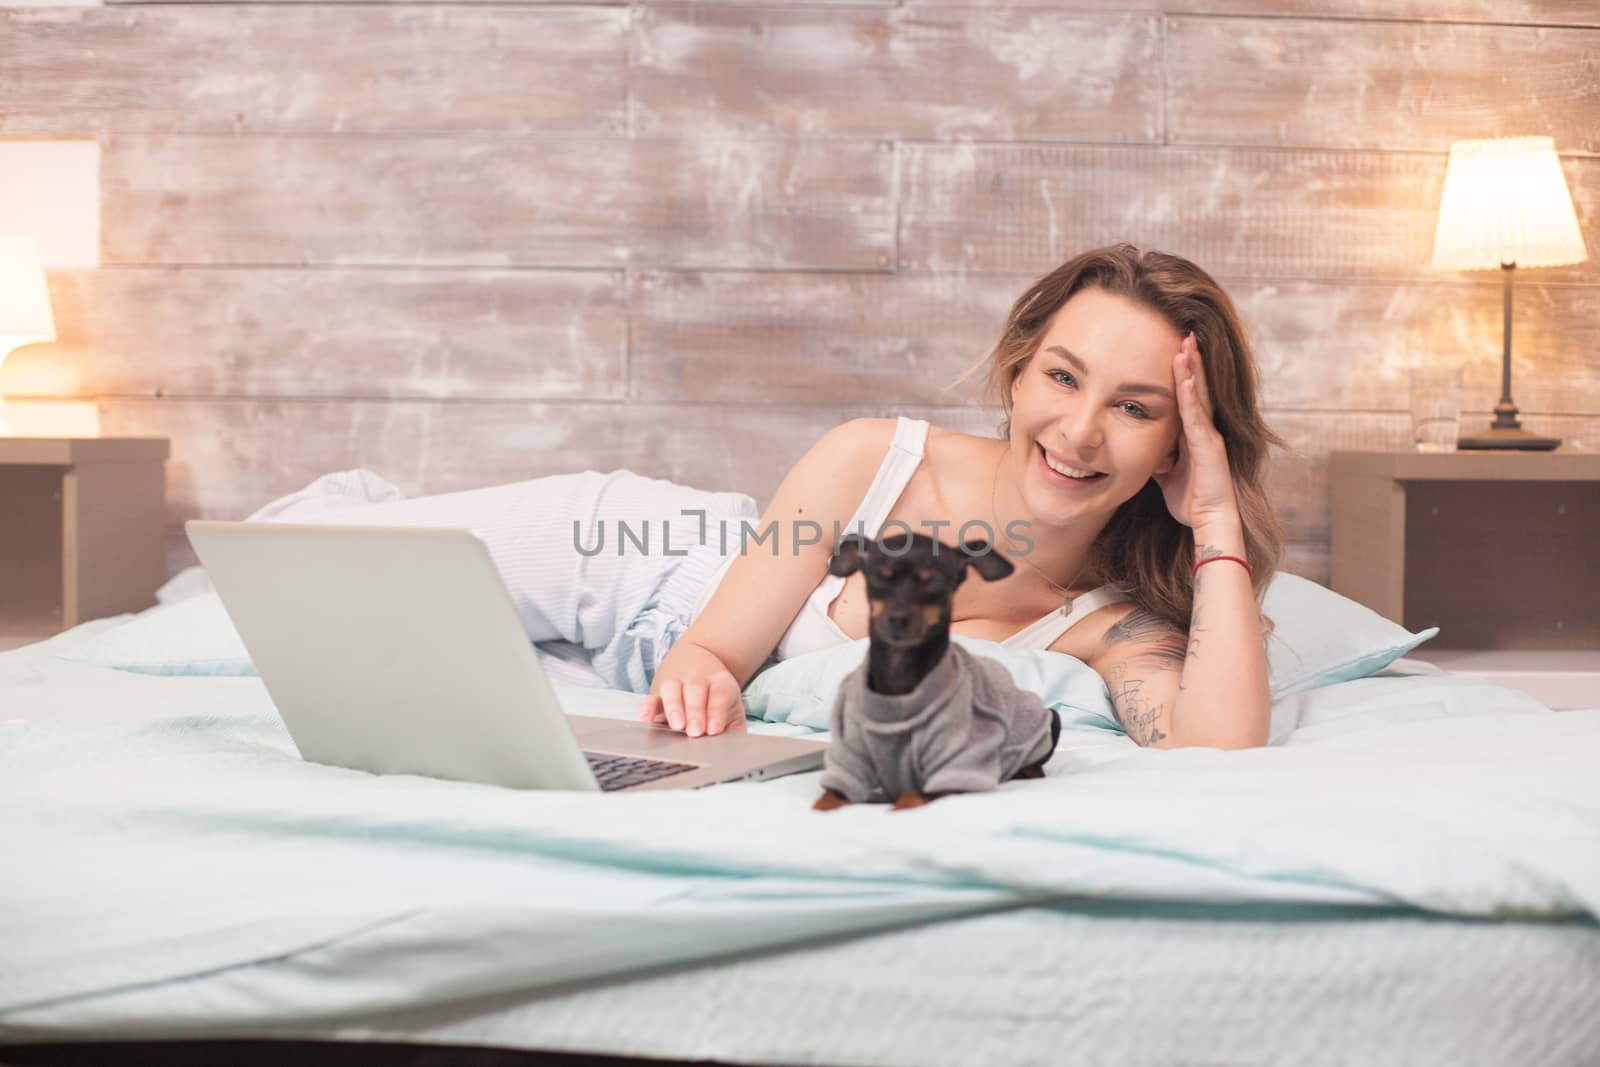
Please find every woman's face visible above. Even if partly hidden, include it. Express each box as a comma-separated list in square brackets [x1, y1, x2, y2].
[1007, 286, 1185, 526]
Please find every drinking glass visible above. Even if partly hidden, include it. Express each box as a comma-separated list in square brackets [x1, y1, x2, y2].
[1408, 366, 1462, 453]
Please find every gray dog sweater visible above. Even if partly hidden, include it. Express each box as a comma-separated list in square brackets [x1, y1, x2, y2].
[819, 643, 1060, 803]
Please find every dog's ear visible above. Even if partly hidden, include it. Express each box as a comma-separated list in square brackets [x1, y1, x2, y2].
[959, 540, 1014, 582]
[829, 534, 869, 578]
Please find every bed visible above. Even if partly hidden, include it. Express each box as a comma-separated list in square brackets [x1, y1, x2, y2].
[2, 589, 1598, 1067]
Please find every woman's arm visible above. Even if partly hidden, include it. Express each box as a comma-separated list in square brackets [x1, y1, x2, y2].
[642, 417, 894, 736]
[1084, 511, 1270, 749]
[1087, 516, 1269, 750]
[1091, 330, 1271, 750]
[1176, 518, 1271, 748]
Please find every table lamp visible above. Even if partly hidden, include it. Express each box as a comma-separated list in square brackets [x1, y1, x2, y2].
[1429, 135, 1589, 450]
[0, 232, 59, 435]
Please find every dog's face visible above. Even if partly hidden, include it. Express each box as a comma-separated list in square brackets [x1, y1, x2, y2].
[829, 533, 1014, 646]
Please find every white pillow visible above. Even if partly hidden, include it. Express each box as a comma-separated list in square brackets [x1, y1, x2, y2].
[59, 583, 616, 690]
[60, 591, 255, 677]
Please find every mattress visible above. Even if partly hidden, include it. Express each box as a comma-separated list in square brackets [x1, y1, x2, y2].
[232, 901, 1600, 1067]
[4, 623, 1599, 1066]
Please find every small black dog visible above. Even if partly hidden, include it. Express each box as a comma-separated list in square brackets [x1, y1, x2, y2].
[812, 531, 1062, 812]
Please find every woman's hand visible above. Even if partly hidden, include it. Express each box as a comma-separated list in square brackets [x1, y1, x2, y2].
[638, 670, 748, 738]
[1152, 332, 1241, 530]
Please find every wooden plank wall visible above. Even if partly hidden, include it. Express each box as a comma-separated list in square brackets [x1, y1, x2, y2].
[3, 0, 1597, 583]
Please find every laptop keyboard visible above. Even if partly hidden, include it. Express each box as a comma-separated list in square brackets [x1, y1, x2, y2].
[584, 751, 698, 792]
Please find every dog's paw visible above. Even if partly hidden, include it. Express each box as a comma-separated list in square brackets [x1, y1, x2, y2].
[812, 789, 852, 812]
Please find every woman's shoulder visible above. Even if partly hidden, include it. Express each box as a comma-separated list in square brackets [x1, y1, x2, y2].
[805, 417, 1001, 526]
[825, 416, 899, 456]
[923, 421, 1002, 461]
[770, 418, 899, 526]
[819, 417, 995, 462]
[782, 418, 895, 482]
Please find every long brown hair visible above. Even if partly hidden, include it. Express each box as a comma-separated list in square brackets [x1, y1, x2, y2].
[947, 243, 1288, 636]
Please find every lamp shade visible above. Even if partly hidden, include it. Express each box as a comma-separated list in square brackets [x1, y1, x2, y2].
[1430, 136, 1589, 271]
[0, 232, 58, 359]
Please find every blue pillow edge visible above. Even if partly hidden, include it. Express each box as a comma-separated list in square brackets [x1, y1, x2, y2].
[1271, 626, 1441, 699]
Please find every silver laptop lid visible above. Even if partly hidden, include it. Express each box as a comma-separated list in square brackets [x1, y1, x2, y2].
[186, 520, 599, 792]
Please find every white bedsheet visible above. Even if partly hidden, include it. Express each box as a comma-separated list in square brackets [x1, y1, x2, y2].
[2, 624, 1598, 1039]
[247, 903, 1600, 1067]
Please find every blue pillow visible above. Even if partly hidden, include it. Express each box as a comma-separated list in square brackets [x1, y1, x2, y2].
[1260, 572, 1438, 697]
[744, 572, 1438, 730]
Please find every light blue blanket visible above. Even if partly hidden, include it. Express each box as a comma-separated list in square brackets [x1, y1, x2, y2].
[2, 624, 1598, 1034]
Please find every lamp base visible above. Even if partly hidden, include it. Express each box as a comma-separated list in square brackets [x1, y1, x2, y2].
[1457, 425, 1561, 451]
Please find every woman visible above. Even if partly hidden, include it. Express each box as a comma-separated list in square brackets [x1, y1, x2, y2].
[638, 243, 1286, 749]
[254, 243, 1284, 750]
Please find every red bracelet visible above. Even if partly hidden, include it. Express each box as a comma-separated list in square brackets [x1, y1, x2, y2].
[1192, 554, 1252, 579]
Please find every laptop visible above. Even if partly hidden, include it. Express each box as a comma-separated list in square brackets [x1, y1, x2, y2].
[185, 520, 828, 792]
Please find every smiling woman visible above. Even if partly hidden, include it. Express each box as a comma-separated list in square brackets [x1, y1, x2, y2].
[938, 244, 1290, 746]
[645, 243, 1289, 750]
[958, 245, 1287, 639]
[246, 245, 1286, 751]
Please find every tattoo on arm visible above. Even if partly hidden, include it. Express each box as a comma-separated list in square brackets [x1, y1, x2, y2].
[1101, 607, 1188, 670]
[1099, 608, 1187, 745]
[1105, 662, 1167, 747]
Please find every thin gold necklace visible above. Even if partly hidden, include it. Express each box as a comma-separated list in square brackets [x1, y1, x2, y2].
[990, 446, 1090, 617]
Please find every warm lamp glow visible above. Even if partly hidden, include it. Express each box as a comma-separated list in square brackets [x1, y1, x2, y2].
[0, 399, 100, 436]
[0, 232, 80, 436]
[0, 232, 57, 365]
[1430, 136, 1588, 270]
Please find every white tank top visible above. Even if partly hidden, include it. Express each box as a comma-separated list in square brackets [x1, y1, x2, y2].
[692, 416, 1131, 661]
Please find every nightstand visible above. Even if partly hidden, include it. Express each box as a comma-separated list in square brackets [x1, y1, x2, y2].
[0, 436, 169, 649]
[1329, 450, 1600, 709]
